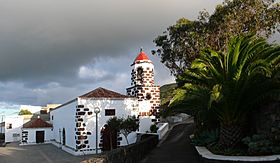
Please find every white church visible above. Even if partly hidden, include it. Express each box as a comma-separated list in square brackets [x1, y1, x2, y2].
[5, 50, 167, 156]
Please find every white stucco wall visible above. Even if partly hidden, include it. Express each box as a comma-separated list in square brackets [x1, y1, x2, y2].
[50, 99, 77, 150]
[119, 131, 137, 146]
[22, 128, 53, 144]
[133, 62, 154, 74]
[138, 117, 153, 133]
[78, 97, 138, 152]
[5, 116, 23, 142]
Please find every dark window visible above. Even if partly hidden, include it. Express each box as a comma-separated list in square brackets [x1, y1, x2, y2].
[105, 109, 115, 116]
[76, 105, 84, 108]
[51, 115, 53, 120]
[136, 67, 143, 80]
[146, 93, 152, 100]
[7, 123, 12, 129]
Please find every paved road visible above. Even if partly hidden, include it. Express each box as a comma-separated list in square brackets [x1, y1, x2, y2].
[141, 123, 197, 163]
[0, 143, 91, 163]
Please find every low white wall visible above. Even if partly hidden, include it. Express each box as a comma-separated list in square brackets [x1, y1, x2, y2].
[139, 118, 152, 133]
[119, 132, 137, 146]
[157, 123, 169, 140]
[51, 141, 98, 156]
[196, 146, 280, 162]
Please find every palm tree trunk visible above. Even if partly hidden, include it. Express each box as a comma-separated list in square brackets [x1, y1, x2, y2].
[219, 124, 243, 148]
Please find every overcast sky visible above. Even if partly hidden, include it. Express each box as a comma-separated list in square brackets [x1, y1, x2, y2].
[0, 0, 228, 114]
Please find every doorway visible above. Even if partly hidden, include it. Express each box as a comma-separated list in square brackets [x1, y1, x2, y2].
[36, 131, 45, 143]
[62, 128, 66, 145]
[101, 124, 117, 151]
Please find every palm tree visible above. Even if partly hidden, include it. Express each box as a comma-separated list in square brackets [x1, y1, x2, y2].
[172, 35, 280, 148]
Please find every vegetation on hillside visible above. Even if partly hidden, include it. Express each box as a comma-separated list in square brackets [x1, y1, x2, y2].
[160, 83, 177, 106]
[155, 0, 280, 155]
[153, 0, 280, 76]
[18, 109, 32, 115]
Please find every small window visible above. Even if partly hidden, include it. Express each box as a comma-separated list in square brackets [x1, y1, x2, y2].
[105, 109, 115, 116]
[13, 133, 20, 137]
[136, 67, 143, 80]
[146, 93, 152, 100]
[52, 115, 54, 120]
[7, 123, 12, 129]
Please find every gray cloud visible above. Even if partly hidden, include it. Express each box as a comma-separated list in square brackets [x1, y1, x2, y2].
[0, 0, 223, 106]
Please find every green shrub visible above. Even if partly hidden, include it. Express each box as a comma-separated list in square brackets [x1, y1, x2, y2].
[18, 109, 32, 115]
[150, 124, 158, 133]
[159, 106, 174, 118]
[242, 134, 280, 155]
[191, 129, 219, 146]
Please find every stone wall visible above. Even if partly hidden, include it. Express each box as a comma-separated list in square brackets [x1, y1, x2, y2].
[82, 134, 158, 163]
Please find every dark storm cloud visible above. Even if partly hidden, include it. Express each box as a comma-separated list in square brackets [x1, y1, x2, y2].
[0, 0, 224, 106]
[0, 0, 222, 83]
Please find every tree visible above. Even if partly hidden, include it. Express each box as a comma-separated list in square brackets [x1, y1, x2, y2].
[106, 116, 139, 148]
[18, 109, 32, 115]
[106, 117, 122, 150]
[153, 0, 280, 76]
[120, 116, 139, 145]
[171, 35, 280, 148]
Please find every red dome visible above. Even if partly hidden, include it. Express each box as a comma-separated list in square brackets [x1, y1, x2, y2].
[135, 51, 150, 61]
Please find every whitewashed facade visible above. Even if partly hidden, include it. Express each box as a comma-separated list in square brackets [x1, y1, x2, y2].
[21, 128, 53, 144]
[50, 100, 77, 151]
[5, 116, 23, 142]
[21, 117, 53, 144]
[50, 90, 139, 155]
[4, 50, 163, 156]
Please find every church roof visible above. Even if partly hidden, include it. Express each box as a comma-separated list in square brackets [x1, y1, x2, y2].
[79, 87, 131, 99]
[23, 118, 52, 128]
[134, 51, 150, 61]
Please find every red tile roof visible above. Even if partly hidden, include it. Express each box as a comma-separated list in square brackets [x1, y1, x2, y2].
[23, 118, 52, 128]
[79, 87, 131, 99]
[134, 51, 150, 61]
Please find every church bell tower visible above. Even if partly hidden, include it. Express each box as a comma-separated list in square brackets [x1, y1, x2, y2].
[126, 49, 160, 123]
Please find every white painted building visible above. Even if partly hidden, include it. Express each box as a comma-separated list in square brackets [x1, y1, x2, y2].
[50, 87, 139, 155]
[4, 104, 56, 143]
[4, 50, 165, 156]
[5, 116, 24, 142]
[21, 117, 53, 144]
[48, 50, 162, 155]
